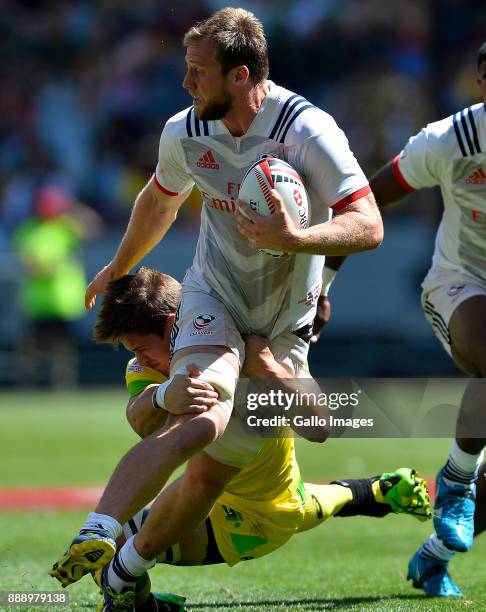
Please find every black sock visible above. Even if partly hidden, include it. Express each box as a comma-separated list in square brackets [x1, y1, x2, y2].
[331, 477, 389, 518]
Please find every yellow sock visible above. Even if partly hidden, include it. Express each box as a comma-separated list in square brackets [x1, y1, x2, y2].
[298, 483, 353, 533]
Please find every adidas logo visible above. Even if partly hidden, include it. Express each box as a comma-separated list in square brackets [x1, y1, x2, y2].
[196, 150, 219, 170]
[85, 549, 105, 563]
[465, 167, 486, 184]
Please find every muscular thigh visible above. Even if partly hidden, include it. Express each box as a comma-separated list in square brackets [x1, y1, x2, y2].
[449, 295, 486, 376]
[421, 269, 486, 374]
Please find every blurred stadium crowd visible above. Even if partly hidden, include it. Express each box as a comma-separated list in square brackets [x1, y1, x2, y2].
[1, 0, 483, 230]
[0, 0, 484, 384]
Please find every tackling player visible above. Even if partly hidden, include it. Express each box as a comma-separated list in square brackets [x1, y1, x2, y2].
[326, 41, 486, 598]
[57, 8, 383, 608]
[52, 268, 430, 611]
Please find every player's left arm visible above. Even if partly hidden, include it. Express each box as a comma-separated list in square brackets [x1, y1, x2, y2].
[126, 369, 219, 439]
[242, 334, 293, 379]
[242, 335, 330, 443]
[293, 191, 382, 255]
[237, 125, 383, 255]
[237, 189, 381, 256]
[126, 384, 168, 439]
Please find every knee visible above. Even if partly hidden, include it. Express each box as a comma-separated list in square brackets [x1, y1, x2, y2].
[175, 409, 227, 456]
[466, 345, 486, 377]
[185, 461, 226, 499]
[291, 411, 330, 443]
[304, 425, 331, 444]
[450, 324, 486, 377]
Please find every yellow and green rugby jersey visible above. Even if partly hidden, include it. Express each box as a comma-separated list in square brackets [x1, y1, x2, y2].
[125, 358, 167, 397]
[124, 359, 303, 519]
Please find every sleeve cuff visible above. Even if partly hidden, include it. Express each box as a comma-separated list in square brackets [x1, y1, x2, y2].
[153, 174, 179, 197]
[331, 185, 372, 212]
[392, 155, 416, 193]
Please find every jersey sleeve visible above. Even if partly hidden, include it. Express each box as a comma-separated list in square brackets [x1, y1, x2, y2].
[125, 358, 167, 397]
[154, 119, 195, 196]
[394, 127, 443, 190]
[299, 120, 371, 212]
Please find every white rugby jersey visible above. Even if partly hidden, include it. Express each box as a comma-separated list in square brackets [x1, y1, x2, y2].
[395, 102, 486, 283]
[154, 82, 370, 337]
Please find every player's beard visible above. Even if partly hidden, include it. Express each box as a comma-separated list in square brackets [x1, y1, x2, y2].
[195, 86, 233, 121]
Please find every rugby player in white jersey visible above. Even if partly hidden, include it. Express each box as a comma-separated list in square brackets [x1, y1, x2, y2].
[52, 9, 382, 609]
[325, 41, 486, 598]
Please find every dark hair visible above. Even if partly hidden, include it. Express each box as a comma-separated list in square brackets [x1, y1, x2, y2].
[94, 267, 181, 346]
[477, 41, 486, 70]
[183, 7, 269, 84]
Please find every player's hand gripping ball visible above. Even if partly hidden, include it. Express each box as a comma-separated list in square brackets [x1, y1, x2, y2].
[238, 157, 309, 256]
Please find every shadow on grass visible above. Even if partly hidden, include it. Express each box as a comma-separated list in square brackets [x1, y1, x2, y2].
[188, 593, 426, 610]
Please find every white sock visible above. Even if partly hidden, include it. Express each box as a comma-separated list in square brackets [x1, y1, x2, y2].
[422, 534, 456, 563]
[107, 535, 155, 593]
[81, 512, 122, 540]
[443, 440, 484, 485]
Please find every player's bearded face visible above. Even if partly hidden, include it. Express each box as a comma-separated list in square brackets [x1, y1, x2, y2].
[195, 82, 233, 121]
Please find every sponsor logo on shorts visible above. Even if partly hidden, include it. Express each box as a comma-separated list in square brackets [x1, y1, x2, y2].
[298, 282, 321, 306]
[193, 314, 216, 330]
[222, 505, 243, 527]
[447, 284, 466, 297]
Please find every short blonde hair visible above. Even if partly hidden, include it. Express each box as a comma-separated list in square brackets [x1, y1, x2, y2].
[184, 7, 269, 84]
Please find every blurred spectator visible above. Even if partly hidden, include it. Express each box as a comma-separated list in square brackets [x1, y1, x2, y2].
[13, 184, 101, 388]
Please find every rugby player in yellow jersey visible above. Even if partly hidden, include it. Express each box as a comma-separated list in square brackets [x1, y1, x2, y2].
[52, 267, 430, 612]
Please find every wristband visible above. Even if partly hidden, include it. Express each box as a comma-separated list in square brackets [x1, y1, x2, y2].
[321, 266, 337, 297]
[153, 379, 172, 411]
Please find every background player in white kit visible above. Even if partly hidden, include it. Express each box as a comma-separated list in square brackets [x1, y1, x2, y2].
[52, 8, 382, 609]
[326, 41, 486, 598]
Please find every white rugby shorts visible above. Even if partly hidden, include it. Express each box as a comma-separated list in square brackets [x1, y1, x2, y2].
[170, 284, 310, 373]
[170, 285, 245, 364]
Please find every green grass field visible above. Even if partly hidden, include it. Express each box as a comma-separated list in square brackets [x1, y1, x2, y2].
[1, 390, 485, 611]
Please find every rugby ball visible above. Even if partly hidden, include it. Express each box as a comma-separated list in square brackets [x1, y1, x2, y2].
[239, 157, 309, 257]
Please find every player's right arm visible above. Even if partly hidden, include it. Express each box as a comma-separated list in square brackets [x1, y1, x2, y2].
[85, 180, 190, 308]
[86, 114, 195, 308]
[242, 335, 330, 443]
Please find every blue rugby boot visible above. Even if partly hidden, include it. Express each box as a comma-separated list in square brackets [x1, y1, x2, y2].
[407, 546, 462, 597]
[433, 468, 475, 552]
